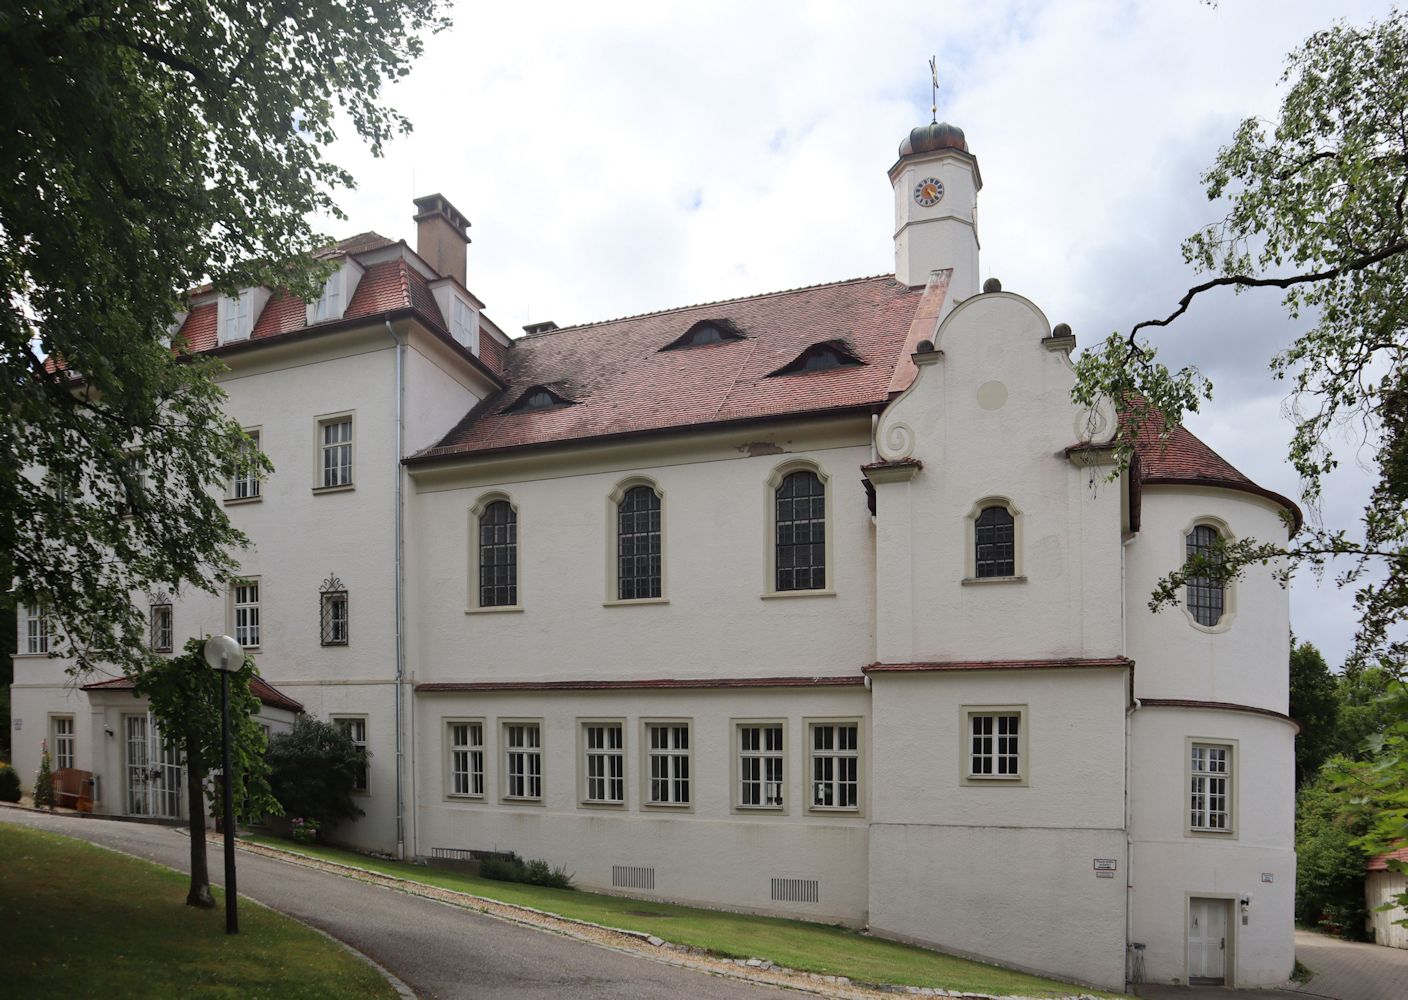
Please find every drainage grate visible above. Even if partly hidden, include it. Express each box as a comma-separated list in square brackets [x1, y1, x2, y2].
[771, 877, 819, 904]
[613, 865, 656, 890]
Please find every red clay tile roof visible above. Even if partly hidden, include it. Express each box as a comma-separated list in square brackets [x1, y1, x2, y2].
[251, 291, 307, 339]
[413, 275, 931, 460]
[177, 302, 217, 352]
[417, 675, 865, 692]
[1125, 406, 1303, 531]
[864, 657, 1132, 674]
[1368, 847, 1408, 871]
[82, 674, 304, 713]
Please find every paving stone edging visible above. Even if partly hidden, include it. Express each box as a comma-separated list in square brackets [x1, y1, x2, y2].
[229, 835, 1107, 1000]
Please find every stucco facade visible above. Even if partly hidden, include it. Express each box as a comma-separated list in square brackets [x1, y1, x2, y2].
[10, 128, 1299, 991]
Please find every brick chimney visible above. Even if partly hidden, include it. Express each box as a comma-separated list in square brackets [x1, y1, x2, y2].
[412, 193, 470, 286]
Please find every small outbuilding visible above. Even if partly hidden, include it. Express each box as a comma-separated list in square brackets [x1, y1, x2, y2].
[1366, 848, 1408, 949]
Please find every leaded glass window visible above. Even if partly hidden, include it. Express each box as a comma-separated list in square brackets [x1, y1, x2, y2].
[617, 486, 661, 600]
[1185, 524, 1225, 627]
[775, 470, 826, 591]
[975, 505, 1015, 578]
[478, 500, 518, 607]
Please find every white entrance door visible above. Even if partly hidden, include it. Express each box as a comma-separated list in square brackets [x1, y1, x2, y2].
[124, 715, 183, 819]
[1188, 897, 1228, 984]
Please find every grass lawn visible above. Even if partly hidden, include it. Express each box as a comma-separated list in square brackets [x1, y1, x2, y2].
[0, 823, 395, 999]
[246, 834, 1124, 998]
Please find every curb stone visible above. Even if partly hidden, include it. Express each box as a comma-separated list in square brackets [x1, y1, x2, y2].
[228, 834, 1117, 1000]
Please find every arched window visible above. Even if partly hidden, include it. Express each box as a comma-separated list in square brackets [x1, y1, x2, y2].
[775, 470, 826, 591]
[478, 500, 518, 608]
[1185, 524, 1225, 627]
[617, 485, 662, 600]
[974, 505, 1016, 578]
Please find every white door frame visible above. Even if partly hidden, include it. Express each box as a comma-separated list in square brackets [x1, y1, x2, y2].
[1186, 894, 1236, 986]
[122, 712, 184, 820]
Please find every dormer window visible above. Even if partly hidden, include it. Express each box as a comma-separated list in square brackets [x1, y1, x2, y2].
[450, 296, 479, 353]
[306, 260, 363, 326]
[503, 385, 571, 413]
[769, 341, 864, 376]
[218, 287, 271, 345]
[661, 319, 746, 350]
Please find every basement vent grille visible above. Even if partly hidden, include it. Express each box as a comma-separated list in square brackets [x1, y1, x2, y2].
[613, 865, 656, 890]
[430, 847, 513, 863]
[771, 877, 819, 904]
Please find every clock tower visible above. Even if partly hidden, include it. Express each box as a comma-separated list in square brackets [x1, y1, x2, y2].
[890, 121, 982, 296]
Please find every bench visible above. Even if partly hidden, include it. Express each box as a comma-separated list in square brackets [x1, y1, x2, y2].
[51, 768, 94, 812]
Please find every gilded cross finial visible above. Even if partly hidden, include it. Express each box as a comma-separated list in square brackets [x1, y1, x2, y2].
[929, 56, 939, 124]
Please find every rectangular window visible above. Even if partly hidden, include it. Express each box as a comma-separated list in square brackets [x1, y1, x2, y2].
[334, 716, 369, 792]
[503, 723, 542, 800]
[810, 722, 859, 810]
[231, 429, 262, 500]
[645, 723, 690, 806]
[22, 604, 50, 654]
[312, 272, 343, 323]
[968, 711, 1022, 779]
[52, 717, 74, 770]
[1190, 742, 1232, 831]
[451, 297, 479, 353]
[320, 590, 348, 646]
[124, 452, 146, 515]
[448, 721, 484, 797]
[222, 289, 253, 343]
[318, 416, 353, 489]
[582, 723, 624, 804]
[232, 580, 260, 649]
[738, 723, 785, 808]
[150, 603, 173, 653]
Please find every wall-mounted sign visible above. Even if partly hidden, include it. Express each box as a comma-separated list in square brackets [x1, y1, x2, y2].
[12, 718, 20, 730]
[1094, 858, 1118, 871]
[1261, 873, 1274, 883]
[1096, 870, 1116, 879]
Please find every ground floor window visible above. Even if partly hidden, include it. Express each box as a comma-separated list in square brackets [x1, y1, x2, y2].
[333, 716, 368, 792]
[448, 721, 484, 797]
[503, 722, 542, 800]
[737, 722, 784, 808]
[52, 716, 75, 770]
[645, 722, 690, 806]
[1189, 742, 1232, 831]
[809, 722, 858, 809]
[965, 708, 1024, 781]
[582, 722, 624, 804]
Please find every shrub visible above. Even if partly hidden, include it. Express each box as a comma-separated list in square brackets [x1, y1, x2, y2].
[0, 764, 21, 803]
[1295, 765, 1372, 939]
[479, 852, 574, 889]
[32, 741, 54, 810]
[266, 717, 365, 831]
[290, 817, 320, 845]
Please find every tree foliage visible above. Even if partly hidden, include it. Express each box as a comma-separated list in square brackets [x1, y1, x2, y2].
[266, 716, 365, 831]
[1289, 640, 1341, 786]
[134, 637, 279, 907]
[1295, 764, 1372, 938]
[1072, 9, 1408, 669]
[1, 1, 449, 675]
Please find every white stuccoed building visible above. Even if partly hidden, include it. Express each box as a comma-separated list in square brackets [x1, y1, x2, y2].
[10, 122, 1299, 991]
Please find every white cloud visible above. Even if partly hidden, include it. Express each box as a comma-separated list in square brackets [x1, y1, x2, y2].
[325, 0, 1397, 666]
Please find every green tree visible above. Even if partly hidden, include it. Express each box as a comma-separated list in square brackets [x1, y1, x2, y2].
[32, 741, 54, 809]
[1, 1, 449, 676]
[1072, 10, 1408, 672]
[266, 716, 365, 833]
[1295, 764, 1372, 938]
[1289, 640, 1341, 786]
[133, 638, 279, 908]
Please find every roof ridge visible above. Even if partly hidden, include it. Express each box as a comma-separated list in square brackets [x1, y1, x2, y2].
[521, 273, 904, 339]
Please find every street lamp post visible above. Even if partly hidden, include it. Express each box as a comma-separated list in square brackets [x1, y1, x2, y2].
[202, 634, 243, 935]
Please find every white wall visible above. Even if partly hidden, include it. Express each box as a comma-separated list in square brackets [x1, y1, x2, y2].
[867, 667, 1130, 990]
[1126, 488, 1292, 712]
[408, 430, 877, 686]
[413, 686, 872, 924]
[871, 290, 1123, 665]
[1128, 706, 1296, 986]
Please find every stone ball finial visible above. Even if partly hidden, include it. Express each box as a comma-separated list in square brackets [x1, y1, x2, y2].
[982, 277, 1002, 294]
[915, 339, 936, 354]
[1052, 322, 1072, 338]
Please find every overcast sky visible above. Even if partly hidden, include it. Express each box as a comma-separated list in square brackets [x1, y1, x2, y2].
[325, 0, 1395, 668]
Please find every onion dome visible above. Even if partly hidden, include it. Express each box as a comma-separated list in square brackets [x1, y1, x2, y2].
[898, 121, 968, 157]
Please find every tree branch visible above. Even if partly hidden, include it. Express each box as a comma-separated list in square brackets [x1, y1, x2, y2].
[1129, 238, 1408, 343]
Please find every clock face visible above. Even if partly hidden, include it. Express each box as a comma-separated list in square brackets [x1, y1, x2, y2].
[913, 177, 944, 207]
